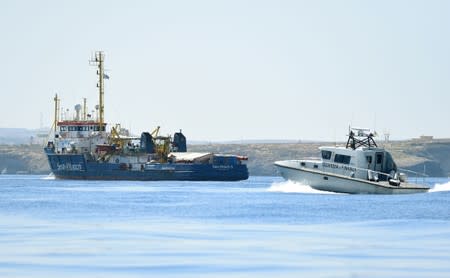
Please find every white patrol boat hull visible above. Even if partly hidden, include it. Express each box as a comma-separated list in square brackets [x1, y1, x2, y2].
[274, 160, 429, 194]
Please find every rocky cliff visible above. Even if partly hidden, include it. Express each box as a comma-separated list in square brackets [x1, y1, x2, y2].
[191, 140, 450, 177]
[1, 139, 450, 177]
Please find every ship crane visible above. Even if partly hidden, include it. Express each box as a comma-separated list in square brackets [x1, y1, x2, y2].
[150, 126, 172, 162]
[109, 124, 125, 150]
[151, 126, 160, 137]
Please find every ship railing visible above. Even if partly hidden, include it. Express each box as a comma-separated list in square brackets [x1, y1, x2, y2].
[299, 157, 321, 162]
[352, 167, 392, 182]
[397, 168, 428, 177]
[398, 168, 428, 184]
[301, 160, 428, 185]
[304, 156, 321, 160]
[335, 165, 427, 185]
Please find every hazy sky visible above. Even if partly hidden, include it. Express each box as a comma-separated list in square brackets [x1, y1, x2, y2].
[1, 0, 449, 141]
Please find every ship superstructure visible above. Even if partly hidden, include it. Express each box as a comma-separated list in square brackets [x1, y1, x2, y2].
[44, 51, 248, 181]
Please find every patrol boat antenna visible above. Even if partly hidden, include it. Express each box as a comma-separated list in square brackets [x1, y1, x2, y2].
[346, 127, 378, 150]
[89, 51, 106, 132]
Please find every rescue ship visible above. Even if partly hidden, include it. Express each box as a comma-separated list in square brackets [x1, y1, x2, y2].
[44, 51, 248, 181]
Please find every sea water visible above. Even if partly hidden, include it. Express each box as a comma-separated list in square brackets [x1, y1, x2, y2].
[0, 175, 449, 278]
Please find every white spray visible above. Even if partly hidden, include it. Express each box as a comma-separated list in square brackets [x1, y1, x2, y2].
[267, 180, 339, 194]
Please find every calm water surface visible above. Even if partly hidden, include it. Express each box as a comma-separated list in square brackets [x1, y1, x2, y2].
[0, 175, 449, 277]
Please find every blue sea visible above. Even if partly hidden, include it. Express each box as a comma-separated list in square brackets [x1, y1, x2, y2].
[1, 175, 450, 277]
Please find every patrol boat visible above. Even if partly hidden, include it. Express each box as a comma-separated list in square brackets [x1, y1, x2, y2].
[44, 51, 248, 181]
[274, 128, 429, 194]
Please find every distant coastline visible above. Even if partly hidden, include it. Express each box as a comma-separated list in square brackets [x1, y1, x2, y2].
[1, 132, 449, 177]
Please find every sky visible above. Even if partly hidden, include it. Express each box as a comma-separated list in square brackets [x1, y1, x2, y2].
[1, 0, 449, 141]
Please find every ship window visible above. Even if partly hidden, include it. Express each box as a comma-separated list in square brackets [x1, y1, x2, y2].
[60, 126, 67, 131]
[321, 150, 332, 160]
[334, 154, 351, 164]
[376, 154, 383, 164]
[366, 156, 372, 163]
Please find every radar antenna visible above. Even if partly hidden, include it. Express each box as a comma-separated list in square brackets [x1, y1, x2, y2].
[346, 127, 378, 150]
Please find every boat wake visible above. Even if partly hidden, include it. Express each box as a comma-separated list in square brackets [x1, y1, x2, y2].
[268, 180, 337, 194]
[430, 181, 450, 193]
[41, 173, 55, 180]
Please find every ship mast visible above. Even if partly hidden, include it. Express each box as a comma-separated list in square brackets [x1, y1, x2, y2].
[53, 93, 59, 133]
[83, 98, 87, 121]
[90, 51, 106, 132]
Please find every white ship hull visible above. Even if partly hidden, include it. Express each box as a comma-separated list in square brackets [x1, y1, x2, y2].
[275, 161, 429, 194]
